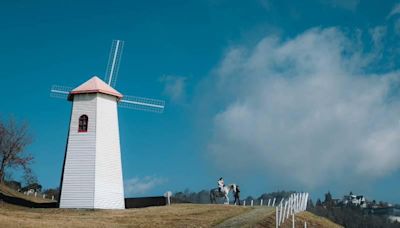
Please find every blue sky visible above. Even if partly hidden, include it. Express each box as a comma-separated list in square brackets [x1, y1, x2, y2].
[1, 0, 400, 203]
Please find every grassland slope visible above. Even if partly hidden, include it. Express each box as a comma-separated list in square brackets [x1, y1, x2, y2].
[0, 202, 342, 227]
[0, 183, 55, 203]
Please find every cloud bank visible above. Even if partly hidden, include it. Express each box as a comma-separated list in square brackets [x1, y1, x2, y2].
[205, 27, 400, 188]
[124, 176, 167, 195]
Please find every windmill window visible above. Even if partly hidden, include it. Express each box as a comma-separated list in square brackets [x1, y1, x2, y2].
[78, 115, 88, 132]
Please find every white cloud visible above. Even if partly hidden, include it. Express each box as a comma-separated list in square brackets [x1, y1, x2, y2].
[203, 27, 400, 189]
[124, 176, 167, 195]
[388, 3, 400, 19]
[160, 75, 187, 103]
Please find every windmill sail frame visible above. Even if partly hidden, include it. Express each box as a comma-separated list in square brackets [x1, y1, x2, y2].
[50, 85, 73, 99]
[119, 95, 165, 113]
[105, 40, 124, 88]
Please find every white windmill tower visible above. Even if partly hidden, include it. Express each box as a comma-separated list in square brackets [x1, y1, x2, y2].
[51, 40, 165, 209]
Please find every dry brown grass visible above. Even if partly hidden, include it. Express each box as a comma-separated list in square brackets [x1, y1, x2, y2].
[0, 203, 250, 228]
[0, 203, 342, 228]
[215, 206, 275, 228]
[258, 210, 343, 228]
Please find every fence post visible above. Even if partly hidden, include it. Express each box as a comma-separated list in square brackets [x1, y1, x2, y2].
[300, 193, 303, 211]
[164, 191, 172, 206]
[268, 198, 271, 206]
[272, 198, 276, 207]
[243, 200, 246, 206]
[298, 193, 301, 211]
[304, 193, 309, 211]
[260, 199, 263, 206]
[34, 192, 37, 197]
[276, 207, 279, 228]
[286, 199, 291, 219]
[43, 194, 46, 199]
[251, 200, 254, 207]
[292, 213, 295, 228]
[298, 193, 302, 211]
[290, 194, 294, 215]
[282, 201, 288, 224]
[279, 201, 283, 226]
[52, 195, 54, 200]
[304, 221, 307, 228]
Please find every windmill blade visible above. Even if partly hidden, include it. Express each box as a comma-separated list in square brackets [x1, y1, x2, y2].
[119, 95, 165, 113]
[50, 85, 73, 99]
[104, 40, 124, 88]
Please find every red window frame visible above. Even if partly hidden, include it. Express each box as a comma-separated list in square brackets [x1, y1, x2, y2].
[78, 115, 88, 133]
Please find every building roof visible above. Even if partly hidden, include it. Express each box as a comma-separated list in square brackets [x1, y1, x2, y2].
[69, 76, 123, 100]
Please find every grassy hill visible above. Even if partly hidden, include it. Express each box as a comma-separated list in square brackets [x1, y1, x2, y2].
[0, 185, 340, 227]
[0, 202, 341, 227]
[0, 183, 56, 204]
[259, 210, 342, 228]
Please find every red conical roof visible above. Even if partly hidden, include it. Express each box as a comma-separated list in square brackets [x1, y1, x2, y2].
[69, 76, 123, 100]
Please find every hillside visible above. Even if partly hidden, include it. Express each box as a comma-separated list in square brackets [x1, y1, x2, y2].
[261, 211, 343, 228]
[0, 183, 55, 204]
[0, 186, 340, 227]
[0, 202, 341, 227]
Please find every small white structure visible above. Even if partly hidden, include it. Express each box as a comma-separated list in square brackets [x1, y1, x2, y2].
[164, 191, 172, 205]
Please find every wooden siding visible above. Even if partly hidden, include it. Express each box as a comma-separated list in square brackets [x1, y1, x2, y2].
[60, 94, 97, 208]
[94, 94, 125, 209]
[60, 93, 125, 209]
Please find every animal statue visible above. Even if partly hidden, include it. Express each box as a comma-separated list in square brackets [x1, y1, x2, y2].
[210, 184, 237, 204]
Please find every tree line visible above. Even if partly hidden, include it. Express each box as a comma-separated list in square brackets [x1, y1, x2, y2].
[309, 191, 399, 228]
[172, 189, 296, 204]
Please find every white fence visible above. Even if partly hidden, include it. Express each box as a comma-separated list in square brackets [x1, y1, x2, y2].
[239, 192, 309, 227]
[23, 190, 56, 201]
[275, 192, 309, 228]
[241, 197, 278, 207]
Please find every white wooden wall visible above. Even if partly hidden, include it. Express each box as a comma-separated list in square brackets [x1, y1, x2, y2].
[60, 93, 125, 209]
[94, 94, 124, 209]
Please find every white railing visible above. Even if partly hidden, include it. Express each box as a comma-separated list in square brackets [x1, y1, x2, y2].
[23, 190, 56, 201]
[275, 192, 309, 228]
[242, 197, 277, 207]
[239, 192, 309, 227]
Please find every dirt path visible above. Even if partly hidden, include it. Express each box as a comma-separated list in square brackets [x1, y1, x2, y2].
[214, 206, 274, 228]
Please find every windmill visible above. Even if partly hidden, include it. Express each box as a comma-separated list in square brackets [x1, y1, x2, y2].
[50, 40, 165, 209]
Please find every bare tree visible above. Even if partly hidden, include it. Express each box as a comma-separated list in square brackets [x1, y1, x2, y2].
[22, 167, 38, 186]
[0, 117, 33, 183]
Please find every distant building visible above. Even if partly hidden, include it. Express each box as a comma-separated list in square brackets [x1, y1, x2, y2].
[342, 192, 366, 208]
